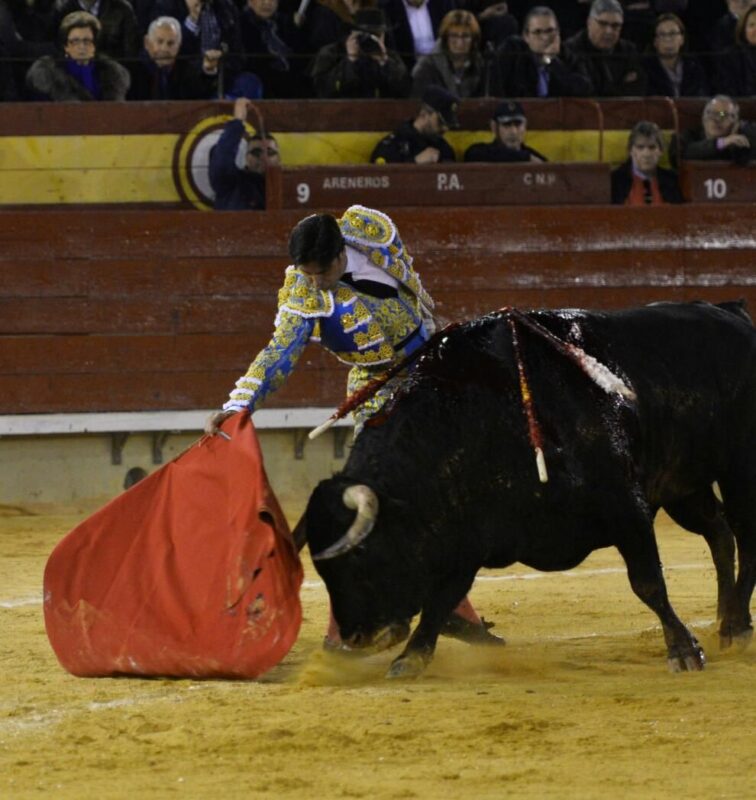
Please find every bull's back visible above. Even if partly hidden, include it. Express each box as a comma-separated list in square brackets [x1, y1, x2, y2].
[559, 302, 756, 498]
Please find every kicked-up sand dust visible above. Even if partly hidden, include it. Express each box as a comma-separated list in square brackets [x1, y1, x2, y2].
[1, 502, 754, 799]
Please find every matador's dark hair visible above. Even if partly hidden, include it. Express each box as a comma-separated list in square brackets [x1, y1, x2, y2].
[288, 213, 345, 271]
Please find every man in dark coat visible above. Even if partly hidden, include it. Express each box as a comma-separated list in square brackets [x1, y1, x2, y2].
[128, 16, 219, 100]
[152, 0, 244, 84]
[240, 0, 307, 98]
[371, 85, 458, 163]
[611, 120, 683, 205]
[209, 97, 280, 210]
[564, 0, 646, 97]
[670, 94, 756, 168]
[490, 5, 593, 97]
[464, 99, 548, 162]
[383, 0, 456, 69]
[310, 7, 410, 98]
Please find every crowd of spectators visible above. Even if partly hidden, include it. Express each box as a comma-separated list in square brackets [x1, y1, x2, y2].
[1, 0, 754, 102]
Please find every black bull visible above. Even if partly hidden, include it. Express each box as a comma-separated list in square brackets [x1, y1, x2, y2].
[303, 302, 756, 677]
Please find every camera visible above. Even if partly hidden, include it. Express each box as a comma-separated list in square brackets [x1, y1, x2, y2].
[357, 32, 382, 55]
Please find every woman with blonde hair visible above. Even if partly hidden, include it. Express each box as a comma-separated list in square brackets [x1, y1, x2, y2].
[410, 9, 485, 98]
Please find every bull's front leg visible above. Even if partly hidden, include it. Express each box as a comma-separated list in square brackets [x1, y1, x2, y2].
[387, 573, 476, 679]
[617, 526, 705, 672]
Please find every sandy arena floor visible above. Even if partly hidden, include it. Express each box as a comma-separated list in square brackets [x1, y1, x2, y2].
[1, 501, 754, 800]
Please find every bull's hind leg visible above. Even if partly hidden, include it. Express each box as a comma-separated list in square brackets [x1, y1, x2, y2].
[664, 489, 736, 620]
[616, 517, 705, 672]
[718, 464, 756, 648]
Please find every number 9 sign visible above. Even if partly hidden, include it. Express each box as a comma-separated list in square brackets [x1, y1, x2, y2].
[296, 183, 311, 204]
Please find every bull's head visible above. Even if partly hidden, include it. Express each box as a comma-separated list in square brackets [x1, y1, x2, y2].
[310, 485, 378, 561]
[304, 477, 424, 654]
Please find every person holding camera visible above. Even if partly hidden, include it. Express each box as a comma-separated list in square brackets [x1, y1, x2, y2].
[309, 7, 410, 98]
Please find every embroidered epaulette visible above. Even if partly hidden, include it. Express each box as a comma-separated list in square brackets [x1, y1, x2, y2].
[338, 205, 434, 312]
[339, 204, 396, 247]
[277, 266, 334, 318]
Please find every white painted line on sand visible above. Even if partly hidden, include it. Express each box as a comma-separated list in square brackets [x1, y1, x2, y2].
[301, 562, 709, 590]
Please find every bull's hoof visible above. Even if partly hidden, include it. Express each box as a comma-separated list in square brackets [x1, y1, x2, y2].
[386, 652, 429, 679]
[719, 625, 753, 651]
[441, 614, 506, 647]
[322, 636, 361, 656]
[666, 643, 705, 672]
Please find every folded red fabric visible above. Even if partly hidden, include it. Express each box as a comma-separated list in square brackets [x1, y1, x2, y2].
[44, 411, 303, 679]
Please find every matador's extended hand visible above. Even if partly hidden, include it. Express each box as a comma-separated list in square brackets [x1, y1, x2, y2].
[204, 409, 237, 436]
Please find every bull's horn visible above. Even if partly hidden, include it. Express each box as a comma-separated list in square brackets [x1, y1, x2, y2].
[311, 485, 379, 561]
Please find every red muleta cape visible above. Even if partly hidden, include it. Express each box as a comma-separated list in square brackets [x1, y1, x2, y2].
[43, 412, 303, 679]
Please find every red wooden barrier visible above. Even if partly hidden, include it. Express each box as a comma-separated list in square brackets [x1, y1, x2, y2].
[1, 205, 753, 415]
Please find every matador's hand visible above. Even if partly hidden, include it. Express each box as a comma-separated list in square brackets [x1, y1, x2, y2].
[205, 409, 237, 436]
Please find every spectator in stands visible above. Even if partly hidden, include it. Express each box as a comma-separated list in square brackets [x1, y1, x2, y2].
[715, 2, 756, 97]
[0, 0, 56, 99]
[564, 0, 647, 96]
[611, 120, 683, 204]
[310, 7, 410, 98]
[53, 0, 140, 59]
[384, 0, 456, 69]
[208, 97, 280, 210]
[240, 0, 307, 98]
[411, 9, 486, 98]
[709, 0, 751, 54]
[299, 0, 361, 56]
[464, 99, 547, 162]
[153, 0, 244, 91]
[453, 1, 518, 50]
[128, 16, 221, 99]
[642, 11, 709, 97]
[370, 84, 458, 163]
[8, 0, 56, 43]
[496, 0, 595, 39]
[490, 5, 594, 97]
[681, 0, 721, 59]
[26, 11, 130, 100]
[670, 94, 756, 167]
[616, 0, 656, 51]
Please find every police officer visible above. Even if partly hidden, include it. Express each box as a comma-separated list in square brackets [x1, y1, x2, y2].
[370, 85, 459, 163]
[464, 99, 547, 163]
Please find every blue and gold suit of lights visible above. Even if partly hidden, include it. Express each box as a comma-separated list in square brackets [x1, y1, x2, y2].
[223, 205, 435, 427]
